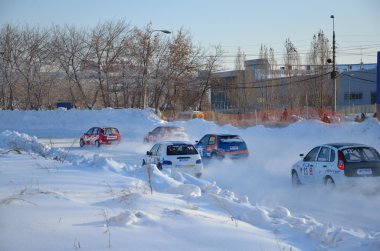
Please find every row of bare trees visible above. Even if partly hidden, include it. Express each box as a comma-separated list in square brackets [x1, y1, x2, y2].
[0, 21, 333, 115]
[0, 21, 222, 111]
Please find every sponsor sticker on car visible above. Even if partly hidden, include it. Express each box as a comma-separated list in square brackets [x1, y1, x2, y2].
[357, 168, 372, 175]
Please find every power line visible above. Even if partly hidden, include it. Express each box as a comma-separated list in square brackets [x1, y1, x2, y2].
[211, 72, 332, 90]
[340, 73, 376, 83]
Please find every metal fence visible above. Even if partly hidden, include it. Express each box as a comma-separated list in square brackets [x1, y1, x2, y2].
[337, 104, 376, 115]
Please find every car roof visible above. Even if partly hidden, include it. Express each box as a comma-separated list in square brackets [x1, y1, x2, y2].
[157, 141, 193, 145]
[155, 125, 184, 129]
[207, 134, 239, 137]
[323, 143, 370, 149]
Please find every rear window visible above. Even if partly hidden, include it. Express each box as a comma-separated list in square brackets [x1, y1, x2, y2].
[342, 147, 380, 162]
[170, 127, 186, 132]
[167, 144, 198, 155]
[219, 135, 244, 143]
[104, 128, 119, 134]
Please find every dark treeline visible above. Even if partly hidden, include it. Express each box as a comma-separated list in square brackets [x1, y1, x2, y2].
[0, 21, 222, 112]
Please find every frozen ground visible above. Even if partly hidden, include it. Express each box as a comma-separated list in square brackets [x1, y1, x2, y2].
[0, 108, 379, 250]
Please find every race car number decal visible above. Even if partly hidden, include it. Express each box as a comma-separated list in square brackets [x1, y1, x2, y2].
[300, 164, 313, 176]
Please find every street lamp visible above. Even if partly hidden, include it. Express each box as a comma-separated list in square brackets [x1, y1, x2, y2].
[142, 29, 171, 109]
[330, 14, 337, 114]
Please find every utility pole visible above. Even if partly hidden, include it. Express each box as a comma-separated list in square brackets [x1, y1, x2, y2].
[331, 15, 337, 114]
[376, 51, 380, 121]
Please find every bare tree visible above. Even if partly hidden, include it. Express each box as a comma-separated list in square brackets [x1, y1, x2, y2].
[284, 38, 301, 109]
[89, 20, 131, 107]
[11, 25, 52, 109]
[190, 45, 223, 112]
[0, 25, 21, 110]
[229, 47, 251, 113]
[51, 25, 95, 108]
[307, 30, 331, 109]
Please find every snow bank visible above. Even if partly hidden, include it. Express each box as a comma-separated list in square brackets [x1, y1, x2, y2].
[1, 108, 380, 251]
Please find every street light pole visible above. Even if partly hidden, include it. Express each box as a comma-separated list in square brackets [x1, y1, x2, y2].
[330, 15, 337, 114]
[143, 29, 171, 109]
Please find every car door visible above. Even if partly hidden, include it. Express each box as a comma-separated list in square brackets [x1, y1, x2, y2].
[92, 127, 100, 144]
[147, 143, 160, 164]
[84, 128, 94, 144]
[300, 146, 320, 183]
[196, 135, 210, 157]
[314, 146, 335, 183]
[156, 144, 166, 164]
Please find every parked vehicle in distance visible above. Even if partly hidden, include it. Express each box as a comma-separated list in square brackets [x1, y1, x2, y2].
[291, 143, 380, 187]
[195, 134, 249, 160]
[80, 127, 121, 147]
[143, 141, 203, 177]
[144, 126, 188, 143]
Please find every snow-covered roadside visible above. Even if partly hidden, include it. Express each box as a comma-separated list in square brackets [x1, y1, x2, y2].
[0, 137, 294, 251]
[1, 127, 379, 250]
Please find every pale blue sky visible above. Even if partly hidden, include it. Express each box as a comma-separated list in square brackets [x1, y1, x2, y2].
[1, 0, 379, 69]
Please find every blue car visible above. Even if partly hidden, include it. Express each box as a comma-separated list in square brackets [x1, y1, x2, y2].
[195, 134, 249, 160]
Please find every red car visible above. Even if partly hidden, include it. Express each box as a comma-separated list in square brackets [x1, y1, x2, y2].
[80, 127, 121, 147]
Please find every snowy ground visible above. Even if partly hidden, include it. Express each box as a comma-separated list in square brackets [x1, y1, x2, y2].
[0, 108, 379, 251]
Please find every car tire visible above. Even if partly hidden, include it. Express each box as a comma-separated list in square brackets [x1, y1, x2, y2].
[95, 140, 101, 147]
[211, 152, 221, 160]
[157, 163, 162, 171]
[291, 171, 301, 186]
[80, 139, 85, 147]
[142, 159, 146, 166]
[324, 176, 335, 188]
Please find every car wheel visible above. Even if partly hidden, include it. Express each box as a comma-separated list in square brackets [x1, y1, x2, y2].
[157, 163, 162, 170]
[324, 176, 335, 188]
[211, 152, 221, 160]
[291, 171, 301, 186]
[142, 159, 146, 166]
[80, 139, 85, 147]
[95, 140, 101, 147]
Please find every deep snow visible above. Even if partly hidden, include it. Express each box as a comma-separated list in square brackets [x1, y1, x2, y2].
[0, 108, 379, 250]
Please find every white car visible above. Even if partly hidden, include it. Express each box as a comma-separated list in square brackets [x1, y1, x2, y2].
[291, 143, 380, 186]
[143, 141, 203, 178]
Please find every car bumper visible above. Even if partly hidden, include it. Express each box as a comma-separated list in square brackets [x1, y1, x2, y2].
[164, 164, 203, 177]
[217, 150, 249, 159]
[333, 176, 380, 188]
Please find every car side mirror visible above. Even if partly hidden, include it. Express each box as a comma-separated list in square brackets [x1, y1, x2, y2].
[195, 140, 199, 144]
[299, 154, 304, 158]
[147, 151, 152, 156]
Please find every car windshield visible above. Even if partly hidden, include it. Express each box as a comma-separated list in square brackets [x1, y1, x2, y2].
[219, 135, 244, 143]
[167, 144, 198, 155]
[342, 147, 380, 162]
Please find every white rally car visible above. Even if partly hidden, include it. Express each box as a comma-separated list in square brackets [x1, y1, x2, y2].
[143, 141, 203, 178]
[291, 143, 380, 186]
